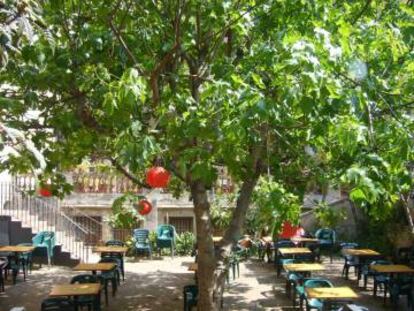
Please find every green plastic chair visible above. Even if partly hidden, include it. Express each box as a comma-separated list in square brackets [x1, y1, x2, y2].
[315, 228, 336, 263]
[156, 224, 176, 257]
[183, 284, 198, 311]
[297, 278, 333, 311]
[32, 231, 55, 265]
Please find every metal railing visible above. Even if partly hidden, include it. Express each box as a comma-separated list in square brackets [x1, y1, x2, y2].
[0, 182, 92, 262]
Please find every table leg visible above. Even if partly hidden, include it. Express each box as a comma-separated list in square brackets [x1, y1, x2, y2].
[73, 296, 79, 311]
[94, 291, 101, 311]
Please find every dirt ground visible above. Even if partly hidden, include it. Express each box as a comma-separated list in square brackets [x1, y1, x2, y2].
[0, 255, 405, 311]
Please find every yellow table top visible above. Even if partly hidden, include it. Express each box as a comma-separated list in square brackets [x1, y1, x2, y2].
[291, 237, 319, 243]
[49, 283, 101, 297]
[284, 263, 324, 272]
[73, 263, 116, 272]
[93, 246, 127, 253]
[371, 264, 414, 274]
[0, 245, 35, 252]
[342, 249, 380, 257]
[278, 247, 312, 255]
[188, 263, 198, 271]
[305, 287, 358, 299]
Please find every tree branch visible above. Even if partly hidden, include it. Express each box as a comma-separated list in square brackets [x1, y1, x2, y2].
[109, 20, 143, 73]
[221, 142, 264, 248]
[109, 157, 150, 189]
[351, 0, 372, 25]
[149, 1, 183, 106]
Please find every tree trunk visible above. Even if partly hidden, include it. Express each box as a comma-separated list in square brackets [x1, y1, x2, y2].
[191, 175, 260, 310]
[190, 180, 220, 310]
[401, 194, 414, 234]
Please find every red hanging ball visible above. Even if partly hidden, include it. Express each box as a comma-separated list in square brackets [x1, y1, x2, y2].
[137, 199, 152, 216]
[38, 187, 52, 197]
[146, 166, 171, 188]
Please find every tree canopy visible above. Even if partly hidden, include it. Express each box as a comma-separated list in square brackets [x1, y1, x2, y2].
[1, 1, 414, 309]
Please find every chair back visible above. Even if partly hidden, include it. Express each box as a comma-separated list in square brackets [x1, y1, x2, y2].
[183, 284, 198, 300]
[156, 225, 177, 250]
[32, 232, 44, 245]
[17, 243, 33, 260]
[105, 240, 125, 247]
[340, 243, 358, 259]
[99, 257, 118, 266]
[133, 229, 150, 246]
[70, 274, 100, 284]
[275, 240, 296, 249]
[315, 228, 336, 243]
[156, 225, 175, 240]
[304, 278, 334, 288]
[41, 297, 75, 311]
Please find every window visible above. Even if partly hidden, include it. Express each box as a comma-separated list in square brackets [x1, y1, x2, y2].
[169, 217, 193, 234]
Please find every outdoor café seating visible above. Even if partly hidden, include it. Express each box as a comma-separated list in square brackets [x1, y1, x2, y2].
[41, 297, 75, 311]
[340, 242, 359, 280]
[156, 224, 176, 258]
[32, 231, 55, 265]
[133, 229, 152, 258]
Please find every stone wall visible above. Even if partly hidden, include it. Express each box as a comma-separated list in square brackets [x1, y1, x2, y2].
[300, 199, 364, 241]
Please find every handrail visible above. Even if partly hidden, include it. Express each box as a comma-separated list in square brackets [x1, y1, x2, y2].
[60, 212, 90, 235]
[67, 207, 103, 226]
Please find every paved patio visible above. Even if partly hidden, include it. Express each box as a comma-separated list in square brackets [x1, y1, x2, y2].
[0, 255, 403, 310]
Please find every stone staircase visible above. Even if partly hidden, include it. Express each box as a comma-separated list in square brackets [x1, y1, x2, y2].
[0, 183, 99, 265]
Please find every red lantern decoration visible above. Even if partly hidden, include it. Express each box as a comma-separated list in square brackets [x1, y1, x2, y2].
[38, 186, 52, 197]
[146, 166, 171, 188]
[137, 199, 152, 216]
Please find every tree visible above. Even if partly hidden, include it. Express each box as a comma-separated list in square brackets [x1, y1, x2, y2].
[1, 1, 414, 309]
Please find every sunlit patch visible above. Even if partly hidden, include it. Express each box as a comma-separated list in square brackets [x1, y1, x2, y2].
[348, 59, 368, 81]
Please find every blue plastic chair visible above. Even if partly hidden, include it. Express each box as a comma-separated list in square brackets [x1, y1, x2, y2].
[340, 243, 359, 280]
[274, 240, 296, 277]
[70, 274, 102, 310]
[41, 297, 75, 311]
[103, 240, 125, 281]
[389, 275, 414, 309]
[98, 258, 119, 305]
[156, 224, 176, 258]
[282, 258, 301, 299]
[183, 284, 198, 311]
[315, 228, 336, 263]
[133, 229, 152, 258]
[32, 231, 55, 265]
[0, 257, 6, 292]
[361, 259, 391, 290]
[105, 240, 125, 247]
[297, 278, 334, 311]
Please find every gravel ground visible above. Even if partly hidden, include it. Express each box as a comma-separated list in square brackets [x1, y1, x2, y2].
[0, 255, 404, 311]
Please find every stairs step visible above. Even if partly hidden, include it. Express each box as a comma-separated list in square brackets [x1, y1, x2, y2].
[1, 205, 94, 263]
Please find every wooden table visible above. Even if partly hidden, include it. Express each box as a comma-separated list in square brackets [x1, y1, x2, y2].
[305, 287, 358, 310]
[73, 263, 116, 275]
[278, 247, 312, 256]
[283, 263, 325, 296]
[0, 245, 35, 253]
[370, 264, 414, 274]
[341, 249, 380, 257]
[93, 246, 127, 254]
[284, 263, 324, 273]
[49, 283, 101, 311]
[0, 245, 35, 277]
[342, 249, 381, 281]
